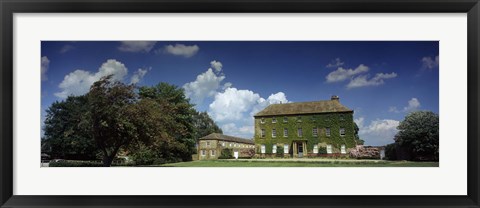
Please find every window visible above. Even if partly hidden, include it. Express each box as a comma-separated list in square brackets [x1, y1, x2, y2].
[340, 114, 345, 121]
[260, 118, 265, 124]
[326, 128, 331, 137]
[298, 128, 303, 137]
[312, 128, 318, 137]
[261, 144, 266, 154]
[261, 129, 266, 138]
[341, 145, 346, 154]
[272, 117, 277, 123]
[313, 145, 319, 154]
[284, 144, 289, 154]
[221, 142, 225, 147]
[272, 145, 277, 154]
[311, 116, 316, 121]
[206, 141, 210, 147]
[211, 150, 216, 156]
[201, 150, 206, 156]
[229, 143, 233, 147]
[340, 128, 345, 136]
[326, 145, 332, 154]
[297, 116, 302, 122]
[272, 128, 277, 137]
[283, 116, 288, 123]
[284, 128, 288, 137]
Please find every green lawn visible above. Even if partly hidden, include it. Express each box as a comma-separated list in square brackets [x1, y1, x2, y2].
[158, 159, 439, 167]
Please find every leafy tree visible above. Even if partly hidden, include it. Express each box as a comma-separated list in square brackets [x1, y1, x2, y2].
[193, 111, 222, 141]
[353, 122, 364, 145]
[394, 111, 439, 161]
[138, 83, 197, 161]
[43, 95, 97, 159]
[89, 75, 138, 166]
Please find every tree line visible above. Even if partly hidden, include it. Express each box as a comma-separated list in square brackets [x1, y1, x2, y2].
[42, 75, 222, 166]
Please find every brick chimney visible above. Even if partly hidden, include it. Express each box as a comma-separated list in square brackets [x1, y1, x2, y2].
[331, 95, 339, 101]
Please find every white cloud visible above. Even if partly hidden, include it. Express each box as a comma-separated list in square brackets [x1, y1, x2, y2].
[60, 45, 75, 53]
[326, 64, 369, 83]
[130, 68, 149, 84]
[54, 59, 128, 99]
[389, 97, 421, 113]
[118, 41, 156, 53]
[221, 123, 255, 138]
[403, 97, 421, 112]
[208, 88, 260, 122]
[208, 89, 288, 138]
[41, 56, 50, 81]
[210, 60, 223, 72]
[183, 62, 226, 105]
[421, 55, 439, 69]
[222, 82, 232, 90]
[346, 72, 397, 89]
[162, 44, 199, 58]
[326, 58, 345, 68]
[357, 117, 400, 145]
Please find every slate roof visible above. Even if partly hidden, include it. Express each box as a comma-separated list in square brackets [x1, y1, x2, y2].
[254, 99, 353, 117]
[199, 133, 254, 144]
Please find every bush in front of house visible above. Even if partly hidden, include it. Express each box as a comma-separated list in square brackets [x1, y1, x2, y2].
[218, 148, 234, 159]
[276, 145, 284, 158]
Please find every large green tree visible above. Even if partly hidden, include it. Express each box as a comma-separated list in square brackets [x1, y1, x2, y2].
[138, 83, 197, 161]
[353, 122, 364, 145]
[394, 111, 439, 161]
[42, 95, 97, 159]
[89, 75, 139, 166]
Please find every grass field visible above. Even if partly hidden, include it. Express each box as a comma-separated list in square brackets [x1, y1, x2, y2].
[159, 159, 439, 167]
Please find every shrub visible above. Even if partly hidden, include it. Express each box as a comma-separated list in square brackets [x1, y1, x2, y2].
[317, 146, 327, 155]
[219, 148, 234, 159]
[385, 143, 398, 160]
[276, 145, 284, 157]
[240, 148, 255, 158]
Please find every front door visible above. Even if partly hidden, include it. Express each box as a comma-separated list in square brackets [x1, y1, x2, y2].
[297, 142, 303, 158]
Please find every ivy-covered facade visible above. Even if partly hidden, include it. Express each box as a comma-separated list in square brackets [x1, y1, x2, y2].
[253, 96, 356, 158]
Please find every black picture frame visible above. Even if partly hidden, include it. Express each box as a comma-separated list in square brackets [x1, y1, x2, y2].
[1, 0, 479, 207]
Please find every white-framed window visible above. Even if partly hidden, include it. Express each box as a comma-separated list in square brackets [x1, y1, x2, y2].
[230, 143, 233, 147]
[283, 116, 288, 123]
[211, 150, 216, 156]
[272, 117, 277, 123]
[201, 150, 206, 156]
[297, 116, 302, 122]
[326, 128, 331, 137]
[206, 141, 210, 147]
[284, 144, 289, 154]
[272, 128, 277, 137]
[298, 128, 303, 137]
[312, 128, 318, 137]
[272, 145, 277, 154]
[340, 128, 345, 136]
[261, 144, 266, 154]
[221, 142, 225, 147]
[261, 129, 266, 137]
[313, 145, 319, 154]
[284, 128, 288, 137]
[341, 144, 346, 154]
[326, 145, 333, 154]
[260, 118, 265, 124]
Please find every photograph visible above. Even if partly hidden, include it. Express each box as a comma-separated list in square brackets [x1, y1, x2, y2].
[40, 41, 439, 167]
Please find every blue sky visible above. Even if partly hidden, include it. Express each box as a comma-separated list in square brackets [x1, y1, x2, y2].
[41, 41, 439, 146]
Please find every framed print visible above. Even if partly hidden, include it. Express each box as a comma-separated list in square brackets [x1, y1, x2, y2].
[1, 0, 479, 207]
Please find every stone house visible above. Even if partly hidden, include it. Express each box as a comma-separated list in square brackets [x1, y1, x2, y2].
[253, 95, 356, 158]
[197, 133, 255, 160]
